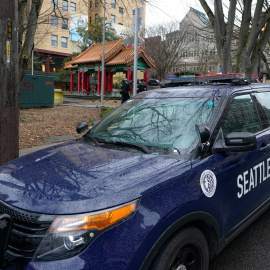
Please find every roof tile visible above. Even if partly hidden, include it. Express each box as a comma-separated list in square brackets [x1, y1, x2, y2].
[72, 39, 126, 65]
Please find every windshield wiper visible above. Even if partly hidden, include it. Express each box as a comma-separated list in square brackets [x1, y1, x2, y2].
[105, 140, 151, 154]
[84, 134, 101, 147]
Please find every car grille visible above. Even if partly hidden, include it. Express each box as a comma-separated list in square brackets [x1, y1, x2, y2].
[0, 200, 55, 267]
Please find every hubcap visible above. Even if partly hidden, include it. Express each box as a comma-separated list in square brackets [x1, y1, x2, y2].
[175, 265, 187, 270]
[170, 244, 202, 270]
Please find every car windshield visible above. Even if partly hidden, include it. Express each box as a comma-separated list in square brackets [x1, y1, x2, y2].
[89, 97, 217, 157]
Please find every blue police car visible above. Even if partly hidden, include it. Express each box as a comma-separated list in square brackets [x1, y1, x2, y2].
[1, 78, 270, 270]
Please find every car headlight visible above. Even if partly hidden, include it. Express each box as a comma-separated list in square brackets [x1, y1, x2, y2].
[33, 200, 138, 261]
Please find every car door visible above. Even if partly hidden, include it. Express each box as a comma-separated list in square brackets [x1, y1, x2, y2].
[212, 93, 270, 235]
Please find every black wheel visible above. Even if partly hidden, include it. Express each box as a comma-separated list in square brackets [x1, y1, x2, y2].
[151, 227, 209, 270]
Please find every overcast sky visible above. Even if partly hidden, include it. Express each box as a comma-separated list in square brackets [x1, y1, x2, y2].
[145, 0, 204, 26]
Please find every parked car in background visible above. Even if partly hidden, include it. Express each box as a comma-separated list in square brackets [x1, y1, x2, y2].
[147, 79, 160, 86]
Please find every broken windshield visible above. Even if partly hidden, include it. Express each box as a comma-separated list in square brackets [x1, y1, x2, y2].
[89, 98, 217, 156]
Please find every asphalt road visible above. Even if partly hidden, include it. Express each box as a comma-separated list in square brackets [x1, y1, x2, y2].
[209, 208, 270, 269]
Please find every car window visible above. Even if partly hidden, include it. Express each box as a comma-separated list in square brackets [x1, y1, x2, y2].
[222, 94, 261, 136]
[89, 98, 217, 156]
[255, 92, 270, 126]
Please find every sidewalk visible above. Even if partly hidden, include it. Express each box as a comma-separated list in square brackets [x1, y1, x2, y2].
[19, 135, 78, 157]
[60, 96, 120, 108]
[19, 144, 59, 157]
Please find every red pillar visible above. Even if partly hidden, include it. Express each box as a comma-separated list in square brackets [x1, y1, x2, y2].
[127, 68, 131, 81]
[78, 71, 81, 95]
[97, 69, 101, 95]
[109, 71, 113, 92]
[103, 69, 107, 95]
[82, 70, 85, 95]
[70, 72, 74, 94]
[86, 73, 90, 95]
[106, 71, 110, 94]
[131, 71, 134, 94]
[144, 70, 148, 86]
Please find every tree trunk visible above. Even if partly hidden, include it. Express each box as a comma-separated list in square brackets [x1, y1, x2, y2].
[198, 0, 270, 78]
[19, 0, 43, 83]
[0, 0, 19, 166]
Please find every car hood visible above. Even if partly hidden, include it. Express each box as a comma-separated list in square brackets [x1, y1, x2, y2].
[0, 141, 191, 214]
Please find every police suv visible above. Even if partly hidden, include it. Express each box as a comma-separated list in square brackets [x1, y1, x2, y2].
[1, 75, 270, 270]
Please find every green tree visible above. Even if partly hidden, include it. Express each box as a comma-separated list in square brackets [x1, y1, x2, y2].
[56, 52, 80, 82]
[77, 16, 119, 50]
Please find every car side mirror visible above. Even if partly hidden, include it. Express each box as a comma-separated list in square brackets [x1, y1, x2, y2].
[76, 122, 89, 134]
[213, 132, 257, 153]
[196, 124, 210, 144]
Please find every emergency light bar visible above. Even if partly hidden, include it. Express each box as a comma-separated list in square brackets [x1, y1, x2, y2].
[195, 73, 245, 83]
[163, 73, 247, 87]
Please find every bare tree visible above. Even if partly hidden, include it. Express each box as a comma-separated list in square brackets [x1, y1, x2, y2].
[145, 21, 188, 80]
[199, 0, 270, 79]
[196, 42, 219, 75]
[18, 0, 87, 83]
[18, 0, 44, 83]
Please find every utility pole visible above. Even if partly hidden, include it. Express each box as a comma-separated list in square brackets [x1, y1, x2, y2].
[0, 0, 19, 166]
[133, 8, 139, 95]
[101, 0, 106, 106]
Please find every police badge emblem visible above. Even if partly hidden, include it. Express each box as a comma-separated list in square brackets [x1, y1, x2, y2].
[200, 170, 217, 198]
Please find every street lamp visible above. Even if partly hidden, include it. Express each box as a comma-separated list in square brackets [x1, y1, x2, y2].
[257, 27, 265, 81]
[184, 60, 187, 76]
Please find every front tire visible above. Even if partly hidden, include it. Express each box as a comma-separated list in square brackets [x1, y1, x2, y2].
[151, 226, 209, 270]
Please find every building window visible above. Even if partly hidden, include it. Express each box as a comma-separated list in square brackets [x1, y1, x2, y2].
[209, 65, 215, 71]
[95, 14, 98, 22]
[90, 1, 92, 8]
[49, 56, 64, 73]
[51, 35, 58, 47]
[51, 0, 58, 8]
[119, 7, 123, 14]
[89, 17, 92, 23]
[95, 0, 98, 8]
[61, 36, 68, 48]
[62, 18, 68, 29]
[111, 0, 116, 9]
[62, 0, 68, 11]
[70, 2, 76, 11]
[111, 15, 115, 23]
[51, 16, 58, 28]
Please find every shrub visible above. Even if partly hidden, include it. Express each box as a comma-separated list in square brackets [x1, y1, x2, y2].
[113, 81, 121, 89]
[100, 106, 115, 118]
[89, 118, 97, 125]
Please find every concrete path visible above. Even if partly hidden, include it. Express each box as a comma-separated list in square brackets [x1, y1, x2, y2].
[19, 143, 60, 157]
